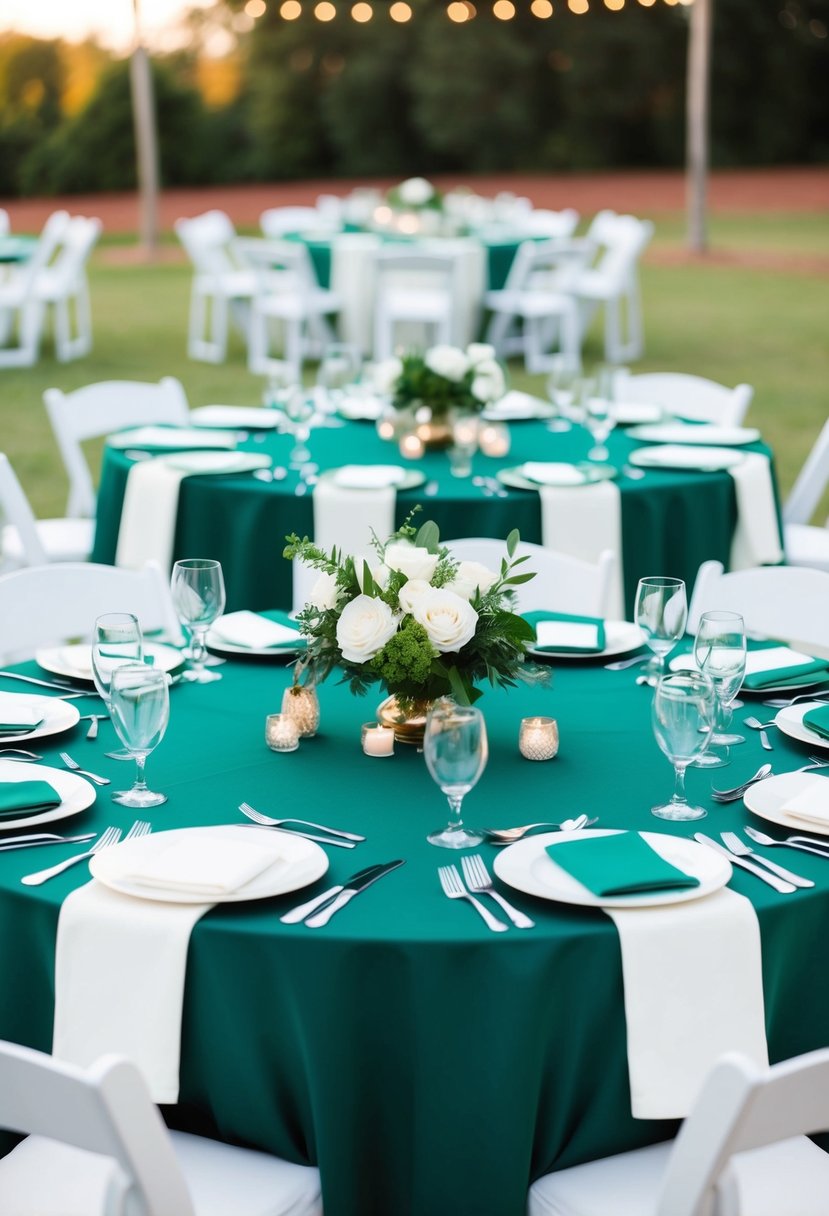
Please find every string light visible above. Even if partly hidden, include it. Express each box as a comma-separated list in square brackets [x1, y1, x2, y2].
[447, 1, 471, 18]
[493, 0, 516, 16]
[389, 1, 413, 18]
[280, 0, 301, 16]
[314, 1, 336, 18]
[637, 0, 657, 7]
[604, 0, 624, 8]
[531, 0, 554, 14]
[351, 1, 373, 18]
[245, 0, 266, 15]
[568, 0, 589, 11]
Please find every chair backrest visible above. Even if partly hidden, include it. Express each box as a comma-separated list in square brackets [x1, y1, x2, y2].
[260, 206, 330, 237]
[0, 562, 181, 662]
[40, 215, 102, 292]
[518, 208, 580, 239]
[655, 1048, 829, 1216]
[11, 210, 71, 295]
[0, 453, 48, 566]
[445, 538, 616, 616]
[783, 416, 829, 525]
[0, 1040, 195, 1216]
[43, 378, 190, 518]
[235, 236, 319, 297]
[591, 215, 654, 288]
[373, 246, 465, 305]
[0, 209, 9, 237]
[174, 210, 238, 278]
[688, 559, 829, 656]
[614, 371, 753, 426]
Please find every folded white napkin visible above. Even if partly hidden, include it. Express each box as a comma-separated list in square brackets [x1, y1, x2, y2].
[537, 480, 625, 618]
[333, 465, 406, 489]
[57, 645, 94, 678]
[729, 453, 785, 569]
[615, 403, 663, 424]
[608, 887, 768, 1119]
[0, 694, 41, 729]
[781, 775, 829, 826]
[211, 611, 301, 650]
[108, 426, 236, 451]
[124, 837, 282, 895]
[523, 462, 585, 486]
[189, 406, 278, 430]
[484, 391, 549, 421]
[535, 621, 601, 650]
[313, 475, 396, 563]
[745, 646, 817, 677]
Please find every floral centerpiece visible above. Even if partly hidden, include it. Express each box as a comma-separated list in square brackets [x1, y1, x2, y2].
[386, 176, 443, 213]
[284, 513, 543, 743]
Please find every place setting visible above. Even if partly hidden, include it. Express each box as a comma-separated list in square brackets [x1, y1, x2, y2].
[521, 610, 645, 661]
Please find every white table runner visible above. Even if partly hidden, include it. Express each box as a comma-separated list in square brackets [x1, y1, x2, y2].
[729, 453, 784, 569]
[538, 480, 625, 618]
[312, 477, 396, 561]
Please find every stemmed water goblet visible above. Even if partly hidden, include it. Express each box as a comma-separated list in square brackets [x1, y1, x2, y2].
[109, 664, 170, 808]
[651, 670, 716, 821]
[583, 364, 618, 462]
[316, 343, 361, 413]
[423, 702, 488, 849]
[545, 358, 582, 432]
[171, 559, 226, 683]
[634, 576, 688, 682]
[91, 612, 144, 760]
[692, 610, 747, 768]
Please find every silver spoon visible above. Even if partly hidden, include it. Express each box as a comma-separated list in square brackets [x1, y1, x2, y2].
[711, 762, 773, 800]
[744, 716, 774, 750]
[483, 814, 596, 844]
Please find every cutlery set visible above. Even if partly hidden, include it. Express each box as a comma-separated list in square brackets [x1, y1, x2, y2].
[238, 802, 365, 848]
[20, 821, 151, 886]
[280, 860, 405, 927]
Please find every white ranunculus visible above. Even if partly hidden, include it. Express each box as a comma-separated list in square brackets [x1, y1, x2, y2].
[336, 595, 398, 663]
[446, 560, 499, 601]
[466, 343, 497, 366]
[398, 578, 433, 615]
[309, 571, 339, 611]
[383, 541, 439, 583]
[398, 176, 434, 206]
[425, 344, 469, 383]
[372, 357, 403, 396]
[411, 588, 479, 653]
[471, 359, 506, 403]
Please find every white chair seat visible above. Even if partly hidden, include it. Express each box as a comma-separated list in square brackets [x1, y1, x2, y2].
[0, 1135, 129, 1214]
[484, 289, 575, 319]
[382, 285, 450, 322]
[257, 287, 339, 321]
[195, 269, 257, 298]
[785, 522, 829, 572]
[2, 517, 94, 566]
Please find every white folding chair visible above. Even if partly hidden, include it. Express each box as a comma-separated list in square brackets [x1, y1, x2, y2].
[43, 377, 190, 518]
[0, 453, 93, 571]
[175, 210, 257, 363]
[783, 417, 829, 573]
[529, 1048, 829, 1216]
[0, 209, 9, 237]
[484, 239, 582, 373]
[372, 247, 467, 362]
[614, 370, 754, 425]
[261, 206, 335, 237]
[0, 1039, 322, 1216]
[515, 208, 580, 239]
[33, 215, 101, 362]
[0, 562, 182, 663]
[688, 559, 829, 655]
[0, 209, 69, 369]
[445, 538, 616, 617]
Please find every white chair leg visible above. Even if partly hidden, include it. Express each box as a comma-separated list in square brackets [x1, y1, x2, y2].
[188, 283, 208, 361]
[54, 297, 72, 362]
[247, 303, 267, 374]
[604, 298, 622, 364]
[73, 280, 93, 358]
[483, 309, 516, 358]
[210, 293, 228, 363]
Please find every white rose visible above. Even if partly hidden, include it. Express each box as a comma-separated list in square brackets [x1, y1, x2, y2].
[471, 359, 505, 403]
[446, 560, 498, 601]
[466, 343, 497, 366]
[398, 176, 434, 206]
[398, 578, 433, 615]
[383, 541, 439, 583]
[372, 357, 403, 396]
[411, 588, 479, 653]
[309, 571, 339, 611]
[336, 594, 398, 663]
[356, 562, 390, 591]
[425, 345, 469, 383]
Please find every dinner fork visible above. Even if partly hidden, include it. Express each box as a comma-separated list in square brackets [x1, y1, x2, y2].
[237, 803, 360, 848]
[20, 825, 122, 886]
[762, 693, 829, 709]
[604, 654, 650, 672]
[59, 752, 110, 786]
[460, 855, 534, 928]
[437, 865, 508, 932]
[744, 826, 829, 859]
[720, 831, 814, 889]
[0, 749, 42, 760]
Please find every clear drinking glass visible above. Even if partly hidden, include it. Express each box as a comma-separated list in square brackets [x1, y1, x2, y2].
[316, 343, 361, 412]
[171, 559, 226, 683]
[423, 703, 488, 849]
[584, 364, 618, 461]
[91, 612, 144, 760]
[109, 664, 170, 808]
[651, 671, 716, 821]
[284, 391, 317, 468]
[262, 364, 300, 413]
[635, 576, 688, 681]
[545, 358, 582, 432]
[692, 610, 747, 768]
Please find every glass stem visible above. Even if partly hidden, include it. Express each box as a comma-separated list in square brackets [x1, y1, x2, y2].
[672, 762, 688, 805]
[190, 628, 207, 673]
[446, 794, 464, 833]
[133, 753, 148, 794]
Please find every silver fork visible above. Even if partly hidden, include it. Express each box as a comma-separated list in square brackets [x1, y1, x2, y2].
[21, 826, 122, 886]
[437, 865, 508, 932]
[58, 752, 111, 786]
[0, 749, 42, 760]
[744, 825, 829, 859]
[720, 830, 814, 888]
[461, 855, 534, 928]
[238, 803, 359, 848]
[604, 654, 650, 672]
[762, 694, 829, 709]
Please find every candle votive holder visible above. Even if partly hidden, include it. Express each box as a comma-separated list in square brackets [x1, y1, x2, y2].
[519, 716, 559, 761]
[282, 684, 320, 738]
[265, 713, 300, 753]
[361, 722, 395, 757]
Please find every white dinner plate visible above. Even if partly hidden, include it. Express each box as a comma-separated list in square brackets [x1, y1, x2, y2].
[90, 825, 329, 904]
[613, 403, 664, 425]
[206, 613, 305, 659]
[668, 654, 829, 695]
[493, 828, 732, 909]
[743, 772, 829, 835]
[36, 643, 184, 684]
[628, 445, 745, 472]
[774, 703, 829, 752]
[108, 426, 236, 451]
[0, 758, 95, 830]
[336, 395, 386, 422]
[319, 466, 425, 491]
[163, 451, 272, 476]
[189, 406, 280, 430]
[483, 392, 554, 422]
[497, 462, 617, 490]
[528, 620, 646, 661]
[626, 424, 761, 447]
[0, 693, 80, 744]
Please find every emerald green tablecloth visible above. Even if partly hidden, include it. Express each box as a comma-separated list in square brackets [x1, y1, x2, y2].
[91, 419, 777, 618]
[0, 656, 827, 1216]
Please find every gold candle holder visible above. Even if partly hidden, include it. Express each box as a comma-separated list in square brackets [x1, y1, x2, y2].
[265, 713, 300, 753]
[519, 716, 559, 761]
[282, 684, 320, 738]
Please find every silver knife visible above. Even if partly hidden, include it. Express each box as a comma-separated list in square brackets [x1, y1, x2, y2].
[304, 860, 406, 928]
[0, 671, 77, 692]
[280, 862, 391, 924]
[693, 833, 797, 894]
[0, 833, 96, 852]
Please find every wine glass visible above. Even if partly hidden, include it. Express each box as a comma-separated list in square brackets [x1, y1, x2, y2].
[651, 671, 716, 820]
[283, 391, 317, 468]
[692, 610, 747, 768]
[423, 703, 488, 849]
[109, 664, 170, 808]
[171, 559, 226, 683]
[584, 364, 618, 462]
[316, 343, 361, 413]
[635, 576, 688, 681]
[262, 363, 300, 413]
[545, 357, 582, 432]
[91, 612, 144, 760]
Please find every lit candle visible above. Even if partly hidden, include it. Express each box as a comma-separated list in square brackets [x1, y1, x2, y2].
[452, 415, 479, 449]
[399, 433, 425, 460]
[519, 716, 559, 761]
[362, 723, 395, 757]
[265, 713, 300, 753]
[377, 418, 396, 441]
[479, 422, 511, 458]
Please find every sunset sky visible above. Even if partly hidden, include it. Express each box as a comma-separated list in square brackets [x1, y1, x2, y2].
[2, 0, 214, 51]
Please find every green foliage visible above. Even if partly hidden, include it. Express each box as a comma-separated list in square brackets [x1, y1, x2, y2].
[391, 351, 483, 417]
[373, 619, 435, 689]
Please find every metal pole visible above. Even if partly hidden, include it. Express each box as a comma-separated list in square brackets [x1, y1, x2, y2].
[686, 0, 713, 253]
[130, 0, 160, 258]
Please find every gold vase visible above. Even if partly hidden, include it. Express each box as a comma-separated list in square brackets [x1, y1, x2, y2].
[415, 418, 453, 450]
[376, 694, 433, 745]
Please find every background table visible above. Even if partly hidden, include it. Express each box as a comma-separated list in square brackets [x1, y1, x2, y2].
[0, 653, 827, 1216]
[91, 418, 777, 617]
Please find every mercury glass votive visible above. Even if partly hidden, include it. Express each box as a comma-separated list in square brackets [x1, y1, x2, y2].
[479, 422, 511, 458]
[361, 723, 395, 757]
[519, 716, 559, 761]
[400, 433, 426, 460]
[281, 685, 320, 738]
[265, 713, 300, 753]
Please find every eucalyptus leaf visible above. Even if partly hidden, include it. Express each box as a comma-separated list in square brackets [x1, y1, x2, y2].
[415, 520, 441, 554]
[506, 528, 519, 558]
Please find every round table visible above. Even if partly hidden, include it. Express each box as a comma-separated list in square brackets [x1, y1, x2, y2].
[0, 655, 826, 1216]
[91, 418, 774, 617]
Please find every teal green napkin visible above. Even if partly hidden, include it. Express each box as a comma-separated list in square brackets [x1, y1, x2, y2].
[547, 832, 700, 897]
[0, 781, 62, 818]
[0, 719, 43, 735]
[803, 704, 829, 741]
[743, 657, 829, 690]
[522, 611, 607, 654]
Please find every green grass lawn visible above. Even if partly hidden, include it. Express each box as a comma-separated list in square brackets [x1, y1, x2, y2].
[1, 212, 827, 524]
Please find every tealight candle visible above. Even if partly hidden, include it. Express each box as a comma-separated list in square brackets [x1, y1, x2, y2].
[519, 716, 559, 761]
[362, 723, 395, 757]
[265, 713, 300, 753]
[452, 415, 479, 449]
[479, 422, 511, 458]
[400, 433, 425, 460]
